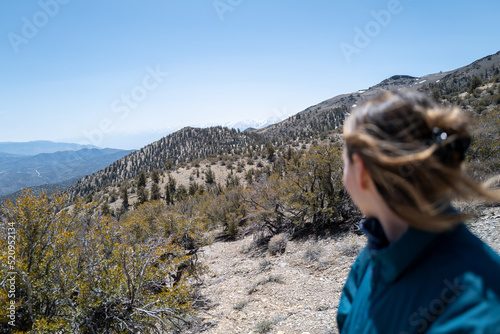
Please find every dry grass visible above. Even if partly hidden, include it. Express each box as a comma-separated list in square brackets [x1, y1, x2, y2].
[267, 233, 288, 255]
[338, 234, 365, 257]
[247, 275, 285, 295]
[303, 243, 324, 262]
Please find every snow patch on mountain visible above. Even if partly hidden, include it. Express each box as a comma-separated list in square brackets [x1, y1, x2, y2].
[224, 112, 292, 131]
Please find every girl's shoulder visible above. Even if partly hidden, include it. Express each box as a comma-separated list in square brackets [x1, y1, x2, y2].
[442, 223, 500, 270]
[421, 223, 500, 295]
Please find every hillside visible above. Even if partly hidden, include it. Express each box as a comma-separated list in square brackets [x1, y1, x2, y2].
[67, 127, 264, 200]
[66, 50, 500, 204]
[253, 51, 500, 141]
[251, 71, 449, 141]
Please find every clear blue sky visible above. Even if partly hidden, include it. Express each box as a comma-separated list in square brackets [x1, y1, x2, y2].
[1, 0, 499, 149]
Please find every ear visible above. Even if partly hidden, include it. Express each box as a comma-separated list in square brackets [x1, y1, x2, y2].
[351, 153, 372, 191]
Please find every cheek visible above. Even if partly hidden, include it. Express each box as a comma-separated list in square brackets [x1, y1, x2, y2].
[343, 163, 364, 210]
[342, 152, 350, 187]
[343, 165, 355, 195]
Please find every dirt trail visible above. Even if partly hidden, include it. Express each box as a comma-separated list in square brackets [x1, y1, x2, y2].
[193, 205, 500, 334]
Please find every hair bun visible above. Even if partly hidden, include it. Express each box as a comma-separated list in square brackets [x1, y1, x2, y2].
[433, 136, 471, 165]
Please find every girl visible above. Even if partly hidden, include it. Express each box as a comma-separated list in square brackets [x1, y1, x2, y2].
[337, 90, 500, 333]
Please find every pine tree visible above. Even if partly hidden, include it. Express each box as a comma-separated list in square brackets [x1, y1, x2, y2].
[150, 183, 161, 201]
[245, 169, 254, 185]
[165, 185, 173, 205]
[188, 182, 199, 196]
[121, 185, 129, 209]
[151, 169, 160, 184]
[175, 185, 188, 202]
[469, 76, 483, 93]
[137, 170, 147, 189]
[165, 159, 174, 170]
[205, 167, 216, 184]
[164, 174, 177, 205]
[137, 186, 149, 205]
[266, 143, 276, 161]
[226, 174, 240, 189]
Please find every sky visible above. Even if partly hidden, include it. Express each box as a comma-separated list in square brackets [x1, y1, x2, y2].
[1, 1, 499, 150]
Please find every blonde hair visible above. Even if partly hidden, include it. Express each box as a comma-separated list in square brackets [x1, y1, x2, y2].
[343, 90, 499, 231]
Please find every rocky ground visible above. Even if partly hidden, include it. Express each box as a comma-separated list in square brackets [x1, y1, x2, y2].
[189, 205, 500, 334]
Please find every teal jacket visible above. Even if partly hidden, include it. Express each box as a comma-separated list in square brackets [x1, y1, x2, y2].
[337, 217, 500, 333]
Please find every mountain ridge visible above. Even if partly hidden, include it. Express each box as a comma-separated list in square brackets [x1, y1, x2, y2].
[0, 140, 99, 156]
[66, 50, 500, 199]
[252, 50, 500, 139]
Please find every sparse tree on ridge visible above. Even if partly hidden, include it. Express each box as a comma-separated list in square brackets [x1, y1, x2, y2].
[151, 169, 160, 184]
[137, 186, 149, 206]
[469, 76, 483, 93]
[150, 183, 161, 201]
[165, 173, 177, 205]
[205, 167, 216, 185]
[121, 184, 129, 209]
[266, 143, 276, 161]
[137, 170, 147, 189]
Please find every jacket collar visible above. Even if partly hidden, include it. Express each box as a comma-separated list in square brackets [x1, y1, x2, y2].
[360, 217, 442, 283]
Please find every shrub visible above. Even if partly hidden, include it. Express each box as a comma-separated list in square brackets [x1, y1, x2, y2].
[255, 320, 274, 333]
[233, 299, 250, 311]
[338, 237, 364, 257]
[304, 244, 323, 262]
[245, 143, 359, 238]
[267, 233, 288, 255]
[258, 260, 273, 273]
[255, 320, 273, 333]
[205, 187, 246, 239]
[254, 314, 285, 333]
[0, 191, 209, 333]
[467, 108, 500, 179]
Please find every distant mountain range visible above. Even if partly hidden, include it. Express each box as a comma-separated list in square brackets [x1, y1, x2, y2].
[0, 140, 97, 156]
[223, 113, 292, 131]
[0, 144, 133, 197]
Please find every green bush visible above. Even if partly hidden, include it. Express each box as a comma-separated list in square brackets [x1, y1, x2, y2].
[0, 192, 209, 333]
[245, 143, 359, 237]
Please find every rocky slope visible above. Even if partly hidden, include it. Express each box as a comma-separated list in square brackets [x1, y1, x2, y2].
[191, 205, 500, 333]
